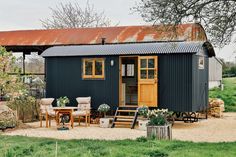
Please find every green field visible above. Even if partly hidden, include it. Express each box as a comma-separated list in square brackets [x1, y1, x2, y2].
[0, 135, 236, 157]
[209, 77, 236, 112]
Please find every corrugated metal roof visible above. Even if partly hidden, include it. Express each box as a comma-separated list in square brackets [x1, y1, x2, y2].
[0, 24, 207, 46]
[41, 41, 215, 57]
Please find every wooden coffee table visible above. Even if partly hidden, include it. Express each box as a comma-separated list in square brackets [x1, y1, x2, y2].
[53, 107, 78, 129]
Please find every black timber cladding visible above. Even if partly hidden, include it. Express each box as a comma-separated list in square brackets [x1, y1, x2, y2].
[46, 56, 119, 110]
[43, 41, 215, 112]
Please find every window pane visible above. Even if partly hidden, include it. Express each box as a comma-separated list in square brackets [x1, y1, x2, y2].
[127, 64, 134, 76]
[148, 70, 154, 79]
[95, 61, 103, 75]
[85, 61, 93, 75]
[148, 59, 154, 68]
[122, 64, 126, 76]
[141, 59, 147, 68]
[141, 70, 147, 79]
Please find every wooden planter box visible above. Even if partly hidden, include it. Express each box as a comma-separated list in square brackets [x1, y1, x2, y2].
[147, 124, 172, 140]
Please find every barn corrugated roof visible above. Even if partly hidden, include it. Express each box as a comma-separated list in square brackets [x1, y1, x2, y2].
[41, 41, 215, 57]
[0, 24, 206, 46]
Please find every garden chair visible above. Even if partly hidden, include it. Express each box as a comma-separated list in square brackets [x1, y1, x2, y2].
[39, 98, 56, 128]
[72, 97, 91, 126]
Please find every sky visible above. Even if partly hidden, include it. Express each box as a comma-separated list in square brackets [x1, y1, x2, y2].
[0, 0, 235, 62]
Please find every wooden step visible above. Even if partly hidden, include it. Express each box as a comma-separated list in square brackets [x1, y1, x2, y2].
[115, 116, 134, 119]
[113, 121, 132, 125]
[119, 105, 138, 108]
[117, 110, 136, 112]
[115, 119, 133, 122]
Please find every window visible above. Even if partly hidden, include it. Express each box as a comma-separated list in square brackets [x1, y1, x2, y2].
[122, 64, 135, 77]
[140, 58, 156, 79]
[198, 56, 204, 69]
[83, 58, 105, 79]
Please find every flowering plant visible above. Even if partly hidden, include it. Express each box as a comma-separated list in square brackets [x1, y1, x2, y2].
[57, 96, 70, 107]
[138, 106, 149, 118]
[147, 109, 170, 126]
[98, 103, 110, 117]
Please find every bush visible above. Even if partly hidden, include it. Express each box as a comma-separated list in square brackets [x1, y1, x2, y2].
[8, 95, 38, 123]
[147, 109, 170, 126]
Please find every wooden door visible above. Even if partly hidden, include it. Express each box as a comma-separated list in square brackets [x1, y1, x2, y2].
[138, 56, 158, 107]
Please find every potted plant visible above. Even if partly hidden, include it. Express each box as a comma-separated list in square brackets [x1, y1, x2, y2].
[138, 106, 149, 130]
[98, 103, 110, 128]
[146, 109, 172, 140]
[57, 96, 70, 107]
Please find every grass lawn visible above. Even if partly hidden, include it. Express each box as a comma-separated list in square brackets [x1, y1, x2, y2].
[0, 135, 236, 157]
[209, 77, 236, 112]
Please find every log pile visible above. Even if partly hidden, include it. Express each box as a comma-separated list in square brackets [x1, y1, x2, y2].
[208, 98, 224, 118]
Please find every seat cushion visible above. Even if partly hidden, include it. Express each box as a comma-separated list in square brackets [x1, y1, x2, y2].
[41, 110, 55, 116]
[47, 110, 56, 116]
[76, 97, 91, 104]
[72, 111, 87, 116]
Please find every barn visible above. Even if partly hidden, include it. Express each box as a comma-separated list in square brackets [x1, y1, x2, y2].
[41, 41, 215, 113]
[209, 57, 223, 89]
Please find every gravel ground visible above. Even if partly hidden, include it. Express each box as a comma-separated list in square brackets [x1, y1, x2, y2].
[2, 112, 236, 142]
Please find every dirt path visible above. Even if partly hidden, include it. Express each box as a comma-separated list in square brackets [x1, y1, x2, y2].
[2, 112, 236, 142]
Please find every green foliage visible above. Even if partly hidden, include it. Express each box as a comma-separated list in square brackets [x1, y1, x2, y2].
[147, 109, 170, 126]
[56, 96, 70, 107]
[0, 135, 236, 157]
[7, 92, 37, 123]
[97, 103, 110, 113]
[209, 77, 236, 112]
[0, 47, 24, 99]
[137, 106, 148, 118]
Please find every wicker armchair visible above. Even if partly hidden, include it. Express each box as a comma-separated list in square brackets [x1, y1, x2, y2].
[39, 98, 56, 127]
[72, 97, 91, 126]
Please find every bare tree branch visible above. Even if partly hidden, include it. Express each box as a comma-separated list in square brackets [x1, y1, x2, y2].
[133, 0, 236, 47]
[41, 1, 112, 29]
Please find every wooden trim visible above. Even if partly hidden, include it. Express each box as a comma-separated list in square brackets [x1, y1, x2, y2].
[119, 56, 122, 106]
[82, 58, 105, 79]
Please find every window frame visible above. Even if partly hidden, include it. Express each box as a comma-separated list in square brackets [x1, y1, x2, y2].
[198, 56, 205, 70]
[82, 58, 105, 79]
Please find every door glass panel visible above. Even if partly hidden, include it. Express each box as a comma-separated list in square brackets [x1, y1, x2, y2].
[148, 70, 155, 79]
[148, 59, 154, 68]
[95, 61, 103, 75]
[85, 61, 93, 75]
[127, 64, 134, 76]
[141, 59, 147, 68]
[141, 70, 147, 79]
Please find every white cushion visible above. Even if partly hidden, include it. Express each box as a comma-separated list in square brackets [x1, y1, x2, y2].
[72, 110, 87, 116]
[40, 98, 54, 105]
[41, 109, 55, 116]
[76, 97, 91, 104]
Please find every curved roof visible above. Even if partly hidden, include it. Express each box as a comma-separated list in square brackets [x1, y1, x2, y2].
[0, 23, 207, 46]
[41, 41, 215, 57]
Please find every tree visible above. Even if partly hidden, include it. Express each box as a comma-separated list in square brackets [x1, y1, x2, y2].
[41, 1, 112, 29]
[0, 47, 25, 99]
[133, 0, 236, 47]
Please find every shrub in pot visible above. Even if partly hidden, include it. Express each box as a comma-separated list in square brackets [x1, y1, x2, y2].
[98, 103, 110, 128]
[146, 109, 172, 140]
